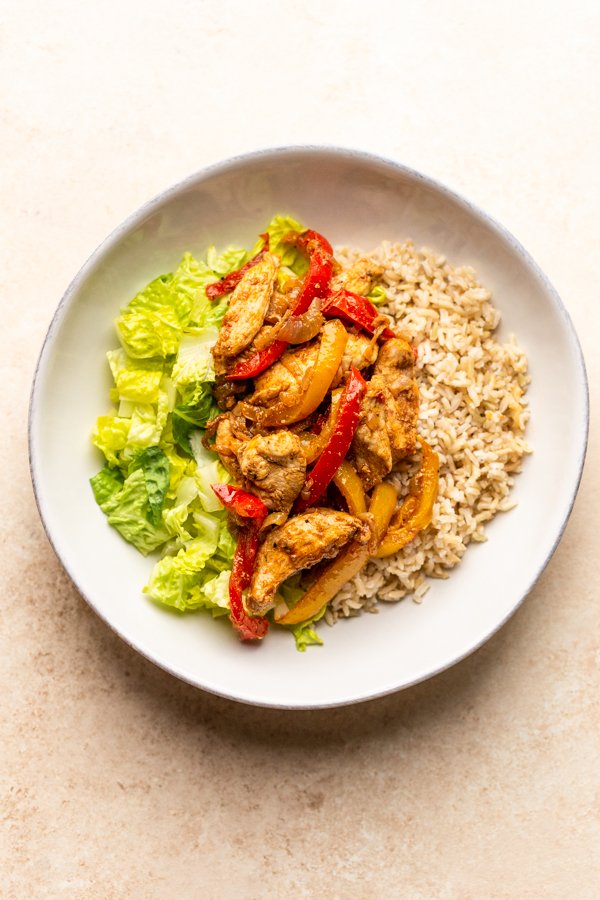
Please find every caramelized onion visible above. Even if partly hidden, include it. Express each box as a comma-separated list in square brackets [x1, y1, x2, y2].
[260, 510, 289, 531]
[277, 299, 324, 344]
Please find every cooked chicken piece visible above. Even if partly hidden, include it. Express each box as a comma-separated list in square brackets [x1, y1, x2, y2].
[213, 413, 254, 479]
[330, 257, 384, 296]
[238, 431, 306, 511]
[332, 333, 379, 387]
[373, 336, 415, 396]
[212, 253, 279, 360]
[351, 377, 395, 488]
[351, 371, 418, 490]
[247, 509, 368, 614]
[374, 336, 419, 460]
[243, 339, 320, 410]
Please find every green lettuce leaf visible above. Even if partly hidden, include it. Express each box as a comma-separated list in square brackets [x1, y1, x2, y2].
[106, 349, 164, 404]
[206, 244, 247, 276]
[90, 465, 124, 507]
[92, 415, 131, 468]
[94, 467, 169, 554]
[171, 329, 218, 403]
[172, 389, 219, 456]
[161, 475, 198, 541]
[128, 446, 170, 526]
[170, 253, 211, 323]
[261, 214, 308, 273]
[189, 432, 231, 512]
[144, 533, 220, 610]
[115, 275, 182, 359]
[291, 605, 327, 652]
[189, 570, 230, 616]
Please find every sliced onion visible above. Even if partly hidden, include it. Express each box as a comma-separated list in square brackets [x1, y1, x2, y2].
[260, 510, 289, 531]
[277, 299, 324, 344]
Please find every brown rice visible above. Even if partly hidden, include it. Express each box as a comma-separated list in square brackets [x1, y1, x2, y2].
[325, 240, 531, 625]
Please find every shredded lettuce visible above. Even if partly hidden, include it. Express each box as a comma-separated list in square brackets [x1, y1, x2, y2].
[172, 390, 219, 456]
[115, 275, 182, 359]
[91, 466, 170, 555]
[292, 615, 325, 652]
[276, 576, 327, 651]
[128, 446, 170, 526]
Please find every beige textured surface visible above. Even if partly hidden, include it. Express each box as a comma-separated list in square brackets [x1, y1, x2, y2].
[2, 1, 599, 896]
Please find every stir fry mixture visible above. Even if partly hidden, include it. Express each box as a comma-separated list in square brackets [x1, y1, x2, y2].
[203, 224, 439, 641]
[90, 216, 439, 649]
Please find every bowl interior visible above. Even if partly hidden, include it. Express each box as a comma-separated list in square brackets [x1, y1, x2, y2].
[30, 148, 587, 707]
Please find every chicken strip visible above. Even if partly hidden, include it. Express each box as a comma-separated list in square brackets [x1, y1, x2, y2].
[330, 257, 384, 296]
[243, 340, 320, 410]
[238, 431, 306, 511]
[373, 336, 415, 396]
[351, 376, 396, 489]
[213, 413, 254, 479]
[373, 336, 419, 460]
[351, 336, 419, 487]
[332, 332, 379, 388]
[351, 373, 418, 489]
[247, 509, 368, 614]
[212, 252, 279, 360]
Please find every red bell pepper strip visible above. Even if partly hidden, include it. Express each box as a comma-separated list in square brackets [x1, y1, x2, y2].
[292, 229, 334, 257]
[229, 522, 269, 640]
[283, 230, 334, 315]
[211, 484, 269, 641]
[211, 483, 268, 520]
[224, 339, 288, 382]
[206, 235, 269, 300]
[225, 230, 334, 381]
[322, 288, 396, 340]
[294, 367, 367, 514]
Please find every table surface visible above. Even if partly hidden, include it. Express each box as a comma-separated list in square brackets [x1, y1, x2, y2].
[3, 2, 599, 897]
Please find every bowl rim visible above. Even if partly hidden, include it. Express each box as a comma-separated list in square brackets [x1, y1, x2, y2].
[28, 145, 590, 708]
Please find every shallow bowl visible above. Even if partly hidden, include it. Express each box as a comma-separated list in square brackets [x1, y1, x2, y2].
[29, 147, 588, 708]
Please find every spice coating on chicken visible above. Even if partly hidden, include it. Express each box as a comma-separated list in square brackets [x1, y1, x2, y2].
[212, 252, 279, 360]
[238, 432, 306, 512]
[351, 371, 418, 490]
[213, 414, 251, 479]
[246, 509, 368, 614]
[374, 337, 419, 461]
[330, 257, 384, 296]
[332, 332, 379, 388]
[243, 340, 320, 410]
[373, 336, 415, 396]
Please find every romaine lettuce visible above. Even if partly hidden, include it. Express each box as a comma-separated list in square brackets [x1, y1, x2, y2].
[92, 220, 330, 650]
[92, 466, 170, 555]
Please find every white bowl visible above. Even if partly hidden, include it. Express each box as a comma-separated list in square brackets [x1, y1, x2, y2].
[29, 147, 588, 708]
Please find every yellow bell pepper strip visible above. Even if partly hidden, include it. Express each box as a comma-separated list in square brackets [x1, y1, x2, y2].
[239, 320, 348, 427]
[297, 390, 342, 464]
[294, 367, 367, 513]
[275, 481, 398, 626]
[375, 438, 439, 558]
[332, 460, 367, 515]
